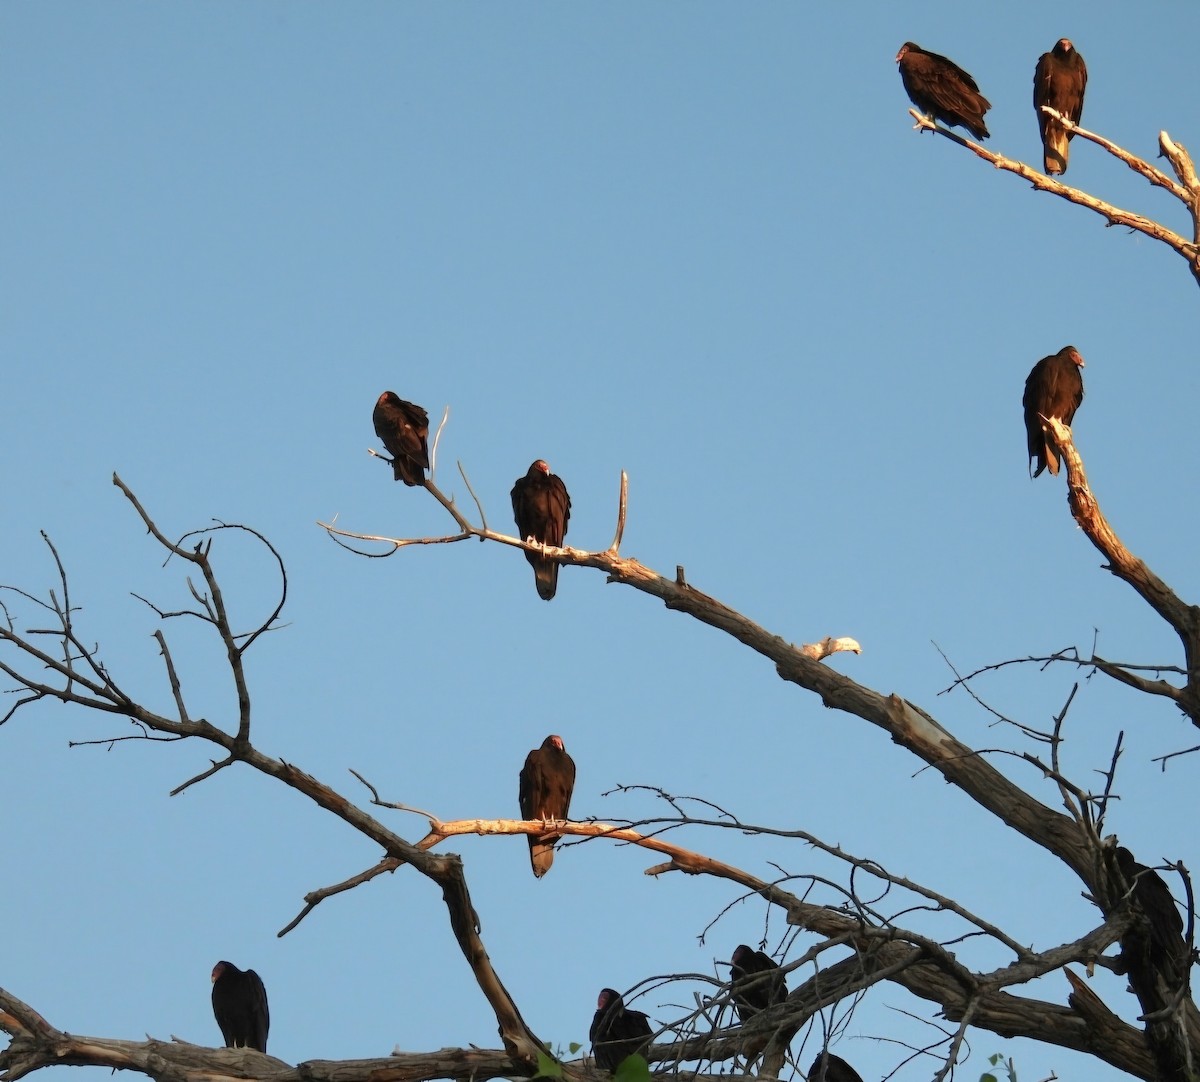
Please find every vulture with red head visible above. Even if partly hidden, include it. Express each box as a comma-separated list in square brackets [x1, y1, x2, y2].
[1023, 346, 1085, 478]
[1034, 39, 1088, 175]
[372, 392, 430, 486]
[590, 987, 653, 1072]
[730, 945, 787, 1021]
[511, 460, 571, 600]
[211, 961, 269, 1053]
[896, 42, 991, 140]
[518, 734, 576, 877]
[808, 1052, 865, 1082]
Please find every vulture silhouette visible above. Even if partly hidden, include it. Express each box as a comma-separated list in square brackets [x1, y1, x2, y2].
[511, 460, 571, 600]
[518, 734, 576, 877]
[1023, 346, 1085, 478]
[897, 42, 991, 140]
[372, 392, 430, 486]
[211, 961, 269, 1053]
[730, 945, 787, 1021]
[808, 1051, 865, 1082]
[1114, 846, 1189, 984]
[1034, 38, 1087, 175]
[590, 987, 652, 1072]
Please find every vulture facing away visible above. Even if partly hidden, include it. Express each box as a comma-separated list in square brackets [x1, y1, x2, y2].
[730, 945, 787, 1022]
[1034, 38, 1087, 175]
[1022, 346, 1085, 478]
[1114, 846, 1189, 983]
[211, 961, 269, 1053]
[590, 987, 653, 1072]
[372, 392, 430, 486]
[808, 1052, 865, 1082]
[511, 460, 571, 601]
[518, 734, 576, 877]
[896, 42, 991, 140]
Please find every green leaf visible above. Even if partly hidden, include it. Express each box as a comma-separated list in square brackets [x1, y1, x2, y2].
[983, 1052, 1017, 1082]
[532, 1050, 563, 1079]
[612, 1053, 652, 1082]
[568, 1042, 582, 1054]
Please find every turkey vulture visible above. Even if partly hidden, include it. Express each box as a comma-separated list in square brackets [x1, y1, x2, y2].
[590, 987, 653, 1072]
[1114, 846, 1189, 982]
[1034, 39, 1087, 175]
[211, 961, 269, 1053]
[510, 460, 571, 601]
[518, 734, 576, 877]
[896, 42, 991, 140]
[1022, 346, 1085, 478]
[808, 1051, 865, 1082]
[372, 392, 430, 486]
[730, 945, 787, 1021]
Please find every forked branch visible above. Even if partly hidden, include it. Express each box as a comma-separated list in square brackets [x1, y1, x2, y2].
[0, 483, 545, 1072]
[908, 109, 1200, 287]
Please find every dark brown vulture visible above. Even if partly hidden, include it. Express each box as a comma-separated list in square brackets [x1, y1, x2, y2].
[372, 392, 430, 486]
[1022, 345, 1085, 478]
[730, 945, 787, 1022]
[211, 961, 269, 1053]
[518, 734, 576, 878]
[590, 987, 653, 1072]
[1114, 846, 1189, 983]
[896, 42, 991, 140]
[1034, 39, 1087, 175]
[808, 1051, 865, 1082]
[510, 460, 571, 601]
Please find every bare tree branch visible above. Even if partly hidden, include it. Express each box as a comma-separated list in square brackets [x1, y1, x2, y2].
[907, 109, 1200, 288]
[1047, 416, 1200, 726]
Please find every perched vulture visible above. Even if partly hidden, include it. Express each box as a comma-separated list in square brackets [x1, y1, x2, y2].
[590, 987, 653, 1072]
[211, 961, 269, 1053]
[518, 734, 576, 878]
[896, 42, 991, 140]
[1022, 345, 1085, 478]
[510, 460, 571, 601]
[808, 1052, 865, 1082]
[730, 945, 787, 1022]
[1034, 39, 1087, 175]
[1114, 846, 1189, 983]
[372, 392, 430, 486]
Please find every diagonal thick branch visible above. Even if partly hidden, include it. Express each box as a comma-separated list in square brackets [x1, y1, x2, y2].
[338, 474, 1099, 888]
[907, 109, 1200, 288]
[1047, 416, 1200, 726]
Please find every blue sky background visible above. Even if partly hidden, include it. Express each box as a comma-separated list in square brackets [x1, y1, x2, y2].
[3, 4, 1199, 1081]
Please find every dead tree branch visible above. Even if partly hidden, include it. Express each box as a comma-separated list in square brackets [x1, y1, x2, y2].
[0, 484, 546, 1072]
[1047, 416, 1200, 726]
[907, 109, 1200, 288]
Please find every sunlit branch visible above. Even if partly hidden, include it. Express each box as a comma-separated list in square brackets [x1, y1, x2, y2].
[346, 467, 1110, 895]
[430, 405, 450, 481]
[1039, 107, 1189, 200]
[907, 109, 1200, 287]
[608, 470, 628, 553]
[1048, 416, 1200, 727]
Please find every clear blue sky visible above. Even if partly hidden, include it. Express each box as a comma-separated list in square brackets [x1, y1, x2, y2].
[3, 4, 1198, 1081]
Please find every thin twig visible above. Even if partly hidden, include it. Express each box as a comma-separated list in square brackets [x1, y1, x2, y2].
[458, 462, 488, 533]
[430, 405, 450, 481]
